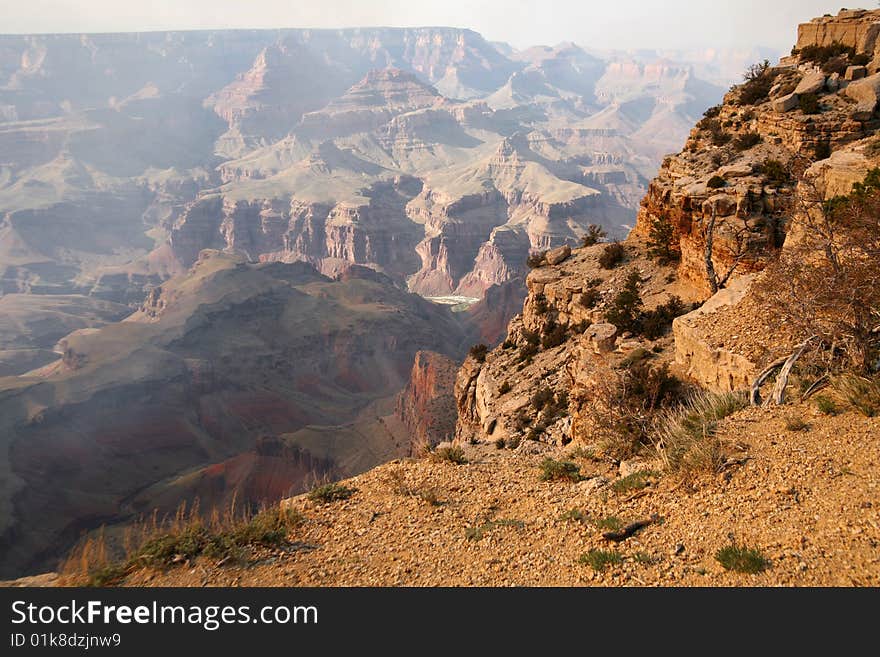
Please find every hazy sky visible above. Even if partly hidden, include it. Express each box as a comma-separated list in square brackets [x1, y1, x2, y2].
[0, 0, 851, 50]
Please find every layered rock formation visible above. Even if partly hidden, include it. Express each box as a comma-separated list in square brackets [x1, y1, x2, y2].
[0, 252, 469, 577]
[451, 8, 880, 455]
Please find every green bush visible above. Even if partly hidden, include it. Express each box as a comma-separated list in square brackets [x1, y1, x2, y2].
[759, 159, 789, 185]
[309, 483, 356, 503]
[539, 458, 581, 482]
[580, 287, 602, 309]
[581, 224, 607, 247]
[605, 270, 643, 333]
[646, 216, 679, 265]
[715, 544, 770, 574]
[432, 446, 468, 465]
[579, 549, 623, 572]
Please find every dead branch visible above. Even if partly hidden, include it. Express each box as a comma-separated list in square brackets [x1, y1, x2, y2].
[750, 355, 790, 406]
[602, 515, 661, 543]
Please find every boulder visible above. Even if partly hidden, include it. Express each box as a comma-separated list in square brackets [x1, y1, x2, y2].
[545, 244, 572, 266]
[845, 65, 867, 81]
[585, 323, 618, 354]
[794, 71, 826, 95]
[719, 163, 753, 179]
[826, 72, 841, 92]
[771, 92, 799, 113]
[844, 73, 880, 111]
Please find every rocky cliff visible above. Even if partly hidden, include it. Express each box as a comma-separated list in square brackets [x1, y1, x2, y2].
[452, 8, 880, 453]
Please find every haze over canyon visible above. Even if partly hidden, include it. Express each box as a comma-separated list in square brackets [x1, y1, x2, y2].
[0, 26, 774, 576]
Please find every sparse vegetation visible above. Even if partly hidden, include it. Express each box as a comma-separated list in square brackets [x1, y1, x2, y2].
[733, 132, 762, 151]
[469, 343, 489, 363]
[738, 60, 777, 106]
[432, 446, 468, 465]
[605, 270, 644, 333]
[715, 544, 770, 574]
[560, 508, 588, 523]
[798, 42, 855, 65]
[655, 392, 748, 475]
[63, 503, 305, 586]
[611, 470, 659, 494]
[465, 519, 525, 541]
[758, 159, 790, 186]
[539, 458, 581, 482]
[309, 482, 356, 503]
[799, 93, 820, 115]
[592, 516, 624, 531]
[499, 381, 512, 395]
[494, 437, 506, 450]
[815, 395, 839, 416]
[707, 175, 726, 189]
[541, 322, 567, 349]
[599, 242, 626, 269]
[527, 251, 547, 269]
[646, 216, 680, 265]
[580, 287, 602, 309]
[579, 549, 623, 572]
[581, 224, 607, 247]
[832, 374, 880, 417]
[755, 168, 880, 372]
[784, 413, 810, 432]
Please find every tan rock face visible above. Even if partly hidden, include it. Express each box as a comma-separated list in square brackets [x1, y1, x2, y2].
[796, 9, 880, 56]
[673, 275, 758, 392]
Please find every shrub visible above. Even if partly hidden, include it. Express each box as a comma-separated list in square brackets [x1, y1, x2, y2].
[579, 549, 623, 572]
[799, 93, 820, 115]
[815, 141, 831, 160]
[599, 242, 626, 269]
[539, 458, 581, 482]
[655, 392, 748, 475]
[533, 294, 549, 315]
[560, 508, 588, 523]
[755, 169, 880, 372]
[639, 296, 689, 340]
[432, 446, 468, 465]
[63, 505, 305, 586]
[611, 470, 659, 494]
[541, 322, 567, 350]
[580, 287, 601, 309]
[707, 175, 726, 189]
[832, 374, 880, 417]
[738, 60, 776, 106]
[822, 55, 849, 76]
[469, 343, 489, 363]
[581, 224, 607, 247]
[531, 387, 555, 411]
[494, 437, 506, 450]
[309, 483, 356, 503]
[605, 270, 643, 333]
[815, 395, 838, 416]
[784, 413, 810, 432]
[733, 132, 762, 152]
[711, 128, 731, 146]
[759, 159, 789, 185]
[592, 516, 624, 531]
[499, 381, 512, 395]
[465, 519, 525, 542]
[715, 544, 770, 574]
[703, 105, 722, 119]
[852, 53, 871, 66]
[646, 216, 679, 265]
[799, 42, 855, 65]
[527, 251, 547, 269]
